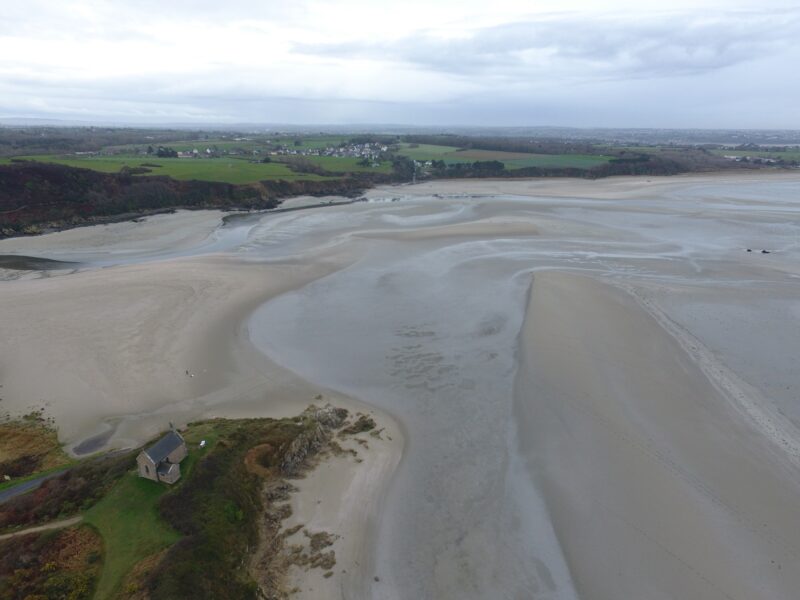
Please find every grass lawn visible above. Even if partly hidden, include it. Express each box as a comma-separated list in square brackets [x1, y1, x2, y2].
[84, 472, 180, 599]
[11, 154, 335, 184]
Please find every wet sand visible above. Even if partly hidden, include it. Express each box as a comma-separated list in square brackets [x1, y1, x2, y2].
[1, 172, 799, 598]
[250, 172, 800, 598]
[516, 271, 800, 599]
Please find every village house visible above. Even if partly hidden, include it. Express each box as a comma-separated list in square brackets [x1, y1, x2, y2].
[136, 429, 188, 484]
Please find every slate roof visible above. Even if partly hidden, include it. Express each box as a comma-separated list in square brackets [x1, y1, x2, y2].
[157, 462, 179, 477]
[143, 431, 185, 463]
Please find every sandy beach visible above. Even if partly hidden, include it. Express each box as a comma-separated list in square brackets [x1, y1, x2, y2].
[0, 209, 405, 598]
[2, 172, 800, 598]
[0, 255, 335, 445]
[516, 271, 800, 599]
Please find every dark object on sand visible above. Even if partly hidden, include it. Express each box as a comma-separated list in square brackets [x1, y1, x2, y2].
[0, 255, 78, 271]
[761, 249, 771, 254]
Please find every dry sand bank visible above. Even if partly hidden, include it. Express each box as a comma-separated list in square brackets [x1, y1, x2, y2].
[0, 255, 328, 446]
[369, 170, 800, 200]
[0, 209, 226, 256]
[515, 271, 800, 600]
[282, 411, 403, 598]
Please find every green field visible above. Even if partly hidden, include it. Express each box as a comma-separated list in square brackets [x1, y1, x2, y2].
[710, 149, 800, 161]
[496, 153, 613, 170]
[396, 143, 462, 160]
[281, 135, 350, 150]
[84, 473, 180, 599]
[105, 140, 266, 154]
[396, 143, 613, 170]
[276, 154, 393, 174]
[11, 154, 333, 184]
[618, 146, 666, 153]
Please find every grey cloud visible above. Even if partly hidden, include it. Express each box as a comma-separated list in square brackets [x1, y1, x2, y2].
[1, 2, 798, 128]
[296, 10, 800, 79]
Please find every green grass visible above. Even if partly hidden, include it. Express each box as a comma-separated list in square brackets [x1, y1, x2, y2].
[501, 154, 614, 169]
[276, 155, 392, 174]
[396, 143, 461, 161]
[104, 141, 260, 154]
[617, 146, 666, 153]
[102, 135, 352, 156]
[283, 136, 350, 150]
[396, 143, 612, 170]
[84, 472, 180, 599]
[710, 149, 800, 161]
[181, 422, 223, 463]
[12, 154, 335, 184]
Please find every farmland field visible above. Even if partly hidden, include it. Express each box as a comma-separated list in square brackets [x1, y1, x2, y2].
[453, 149, 614, 169]
[106, 140, 265, 154]
[8, 154, 334, 184]
[287, 135, 351, 149]
[396, 143, 462, 161]
[709, 149, 800, 161]
[275, 155, 393, 174]
[396, 143, 613, 169]
[105, 135, 351, 155]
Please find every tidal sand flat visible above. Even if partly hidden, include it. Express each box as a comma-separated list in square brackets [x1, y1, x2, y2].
[249, 173, 800, 598]
[2, 172, 800, 598]
[516, 272, 800, 599]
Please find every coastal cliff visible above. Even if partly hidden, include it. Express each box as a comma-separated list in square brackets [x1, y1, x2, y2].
[0, 162, 368, 238]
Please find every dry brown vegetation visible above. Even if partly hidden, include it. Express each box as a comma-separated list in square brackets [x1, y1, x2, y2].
[340, 414, 376, 436]
[0, 413, 70, 480]
[0, 525, 103, 600]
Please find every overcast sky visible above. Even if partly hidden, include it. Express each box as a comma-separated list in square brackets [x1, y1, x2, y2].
[1, 0, 798, 128]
